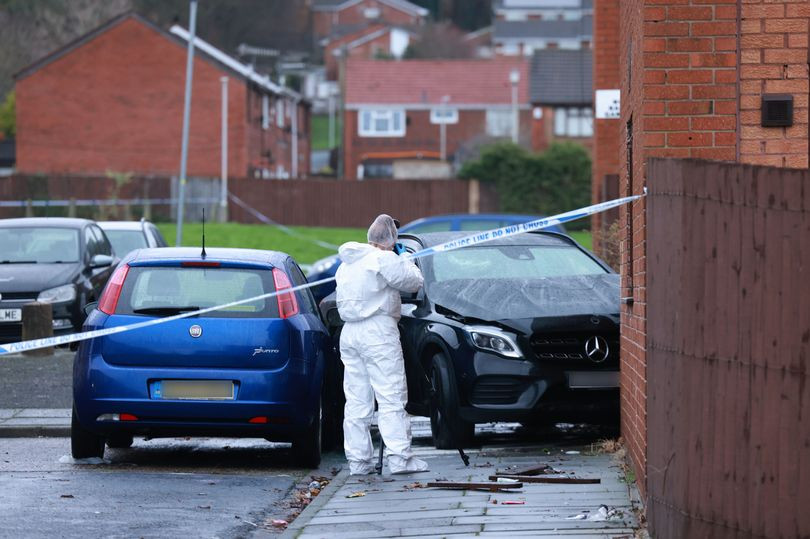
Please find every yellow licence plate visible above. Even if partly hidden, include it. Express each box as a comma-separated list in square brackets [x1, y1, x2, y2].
[159, 380, 234, 400]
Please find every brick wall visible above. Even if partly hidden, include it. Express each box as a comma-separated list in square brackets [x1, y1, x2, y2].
[15, 16, 308, 179]
[617, 0, 810, 499]
[343, 108, 533, 179]
[739, 1, 809, 168]
[592, 0, 621, 245]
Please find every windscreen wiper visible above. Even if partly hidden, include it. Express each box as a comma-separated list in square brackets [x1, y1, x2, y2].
[132, 306, 200, 316]
[0, 260, 37, 264]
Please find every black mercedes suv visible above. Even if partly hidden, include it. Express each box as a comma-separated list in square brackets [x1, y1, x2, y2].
[320, 231, 620, 449]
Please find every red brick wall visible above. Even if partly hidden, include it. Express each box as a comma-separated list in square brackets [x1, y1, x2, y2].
[15, 17, 307, 179]
[592, 0, 621, 243]
[619, 0, 648, 496]
[343, 108, 533, 179]
[739, 1, 810, 168]
[617, 0, 810, 499]
[530, 106, 594, 154]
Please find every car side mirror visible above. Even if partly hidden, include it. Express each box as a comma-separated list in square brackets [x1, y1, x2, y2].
[401, 290, 423, 304]
[90, 254, 114, 268]
[84, 301, 98, 316]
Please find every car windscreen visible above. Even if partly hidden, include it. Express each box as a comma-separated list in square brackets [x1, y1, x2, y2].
[0, 227, 80, 263]
[116, 266, 279, 318]
[423, 245, 618, 320]
[104, 230, 148, 257]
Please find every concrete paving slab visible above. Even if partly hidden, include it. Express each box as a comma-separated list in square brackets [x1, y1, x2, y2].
[297, 524, 484, 539]
[0, 409, 21, 419]
[15, 408, 71, 418]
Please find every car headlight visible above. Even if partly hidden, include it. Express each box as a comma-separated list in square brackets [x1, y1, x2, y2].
[308, 255, 339, 277]
[37, 284, 76, 304]
[465, 325, 523, 359]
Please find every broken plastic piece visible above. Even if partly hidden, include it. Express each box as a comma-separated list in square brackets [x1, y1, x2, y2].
[346, 491, 366, 498]
[271, 519, 288, 527]
[501, 500, 525, 505]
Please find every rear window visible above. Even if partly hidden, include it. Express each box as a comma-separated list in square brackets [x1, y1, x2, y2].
[117, 266, 279, 318]
[104, 230, 148, 257]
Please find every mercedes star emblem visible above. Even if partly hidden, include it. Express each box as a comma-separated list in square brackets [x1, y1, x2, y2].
[189, 325, 203, 338]
[584, 335, 609, 363]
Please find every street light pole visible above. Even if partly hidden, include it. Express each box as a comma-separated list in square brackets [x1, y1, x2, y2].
[175, 0, 198, 246]
[219, 76, 228, 222]
[439, 95, 449, 161]
[510, 68, 520, 144]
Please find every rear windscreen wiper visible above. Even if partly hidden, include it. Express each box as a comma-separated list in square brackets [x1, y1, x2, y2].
[0, 260, 37, 264]
[132, 306, 200, 316]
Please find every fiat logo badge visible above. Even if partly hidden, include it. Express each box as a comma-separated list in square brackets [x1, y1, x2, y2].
[189, 325, 203, 338]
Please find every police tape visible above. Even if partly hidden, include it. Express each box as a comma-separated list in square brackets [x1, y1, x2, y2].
[0, 190, 645, 356]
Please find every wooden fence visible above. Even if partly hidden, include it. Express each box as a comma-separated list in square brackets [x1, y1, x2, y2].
[646, 158, 810, 537]
[0, 175, 498, 226]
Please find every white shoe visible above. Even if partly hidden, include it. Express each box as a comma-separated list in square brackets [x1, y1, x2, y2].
[349, 461, 376, 475]
[389, 457, 429, 474]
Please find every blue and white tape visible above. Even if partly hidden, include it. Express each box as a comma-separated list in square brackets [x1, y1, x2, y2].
[0, 191, 645, 356]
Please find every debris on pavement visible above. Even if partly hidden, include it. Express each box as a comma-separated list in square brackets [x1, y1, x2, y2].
[427, 481, 523, 492]
[501, 500, 525, 505]
[60, 494, 74, 499]
[496, 477, 520, 484]
[564, 450, 581, 455]
[490, 474, 601, 484]
[346, 491, 366, 498]
[566, 505, 624, 521]
[271, 519, 288, 527]
[403, 482, 424, 490]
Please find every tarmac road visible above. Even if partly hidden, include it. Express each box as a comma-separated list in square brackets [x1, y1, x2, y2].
[0, 436, 345, 538]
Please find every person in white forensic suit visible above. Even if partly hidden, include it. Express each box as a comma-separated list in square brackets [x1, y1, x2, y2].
[335, 214, 429, 475]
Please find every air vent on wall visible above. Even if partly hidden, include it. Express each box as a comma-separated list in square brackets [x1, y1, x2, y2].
[761, 94, 793, 127]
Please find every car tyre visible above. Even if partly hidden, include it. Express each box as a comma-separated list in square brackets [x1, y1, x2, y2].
[71, 405, 105, 459]
[293, 393, 323, 468]
[106, 434, 134, 449]
[429, 353, 474, 450]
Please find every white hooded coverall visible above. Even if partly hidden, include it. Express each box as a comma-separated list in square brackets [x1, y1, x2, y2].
[335, 241, 428, 475]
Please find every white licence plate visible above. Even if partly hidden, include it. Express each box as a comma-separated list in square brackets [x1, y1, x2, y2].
[567, 371, 620, 389]
[0, 309, 21, 323]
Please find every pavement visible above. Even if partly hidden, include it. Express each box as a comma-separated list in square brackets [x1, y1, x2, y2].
[0, 408, 70, 437]
[264, 419, 642, 539]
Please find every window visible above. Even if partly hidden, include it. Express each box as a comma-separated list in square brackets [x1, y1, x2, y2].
[275, 98, 284, 128]
[364, 6, 380, 18]
[485, 109, 514, 137]
[430, 108, 459, 124]
[553, 107, 593, 137]
[262, 95, 270, 130]
[358, 109, 406, 137]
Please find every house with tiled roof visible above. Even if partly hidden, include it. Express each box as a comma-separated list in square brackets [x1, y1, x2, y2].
[529, 48, 593, 152]
[321, 23, 416, 80]
[343, 58, 530, 179]
[15, 13, 310, 179]
[310, 0, 427, 42]
[493, 0, 593, 56]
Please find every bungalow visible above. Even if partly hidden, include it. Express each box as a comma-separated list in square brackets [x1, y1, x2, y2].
[14, 13, 310, 180]
[343, 58, 530, 180]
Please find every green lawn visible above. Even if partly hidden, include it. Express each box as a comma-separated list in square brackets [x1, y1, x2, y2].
[156, 223, 364, 265]
[569, 230, 592, 251]
[156, 222, 593, 265]
[311, 114, 341, 151]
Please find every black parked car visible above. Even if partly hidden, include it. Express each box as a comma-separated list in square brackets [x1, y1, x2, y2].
[320, 231, 620, 448]
[0, 218, 117, 344]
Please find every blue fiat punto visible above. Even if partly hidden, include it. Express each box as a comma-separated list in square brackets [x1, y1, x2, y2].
[71, 248, 332, 466]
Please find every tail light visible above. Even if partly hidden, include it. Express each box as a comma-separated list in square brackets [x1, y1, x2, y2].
[272, 268, 299, 319]
[98, 265, 130, 315]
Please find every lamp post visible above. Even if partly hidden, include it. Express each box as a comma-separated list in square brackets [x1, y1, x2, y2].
[509, 68, 520, 144]
[219, 76, 228, 222]
[175, 0, 198, 246]
[439, 95, 450, 161]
